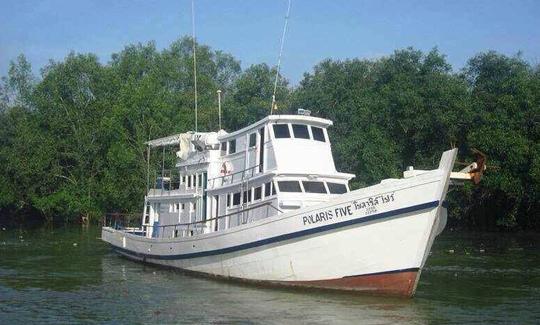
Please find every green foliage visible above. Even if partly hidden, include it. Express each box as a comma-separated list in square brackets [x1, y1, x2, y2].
[0, 40, 538, 230]
[293, 48, 539, 230]
[224, 63, 289, 130]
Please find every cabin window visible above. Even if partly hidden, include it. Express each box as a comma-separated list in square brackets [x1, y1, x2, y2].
[198, 174, 202, 188]
[272, 181, 277, 195]
[181, 203, 185, 210]
[187, 175, 192, 188]
[229, 139, 236, 154]
[311, 126, 326, 142]
[221, 142, 227, 156]
[227, 193, 231, 207]
[243, 189, 252, 203]
[249, 133, 257, 147]
[302, 181, 327, 194]
[292, 124, 310, 139]
[277, 181, 302, 193]
[175, 203, 180, 211]
[273, 124, 290, 138]
[327, 182, 348, 194]
[233, 192, 241, 206]
[264, 182, 271, 197]
[254, 186, 262, 200]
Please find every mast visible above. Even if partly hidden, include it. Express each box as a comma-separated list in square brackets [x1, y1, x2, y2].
[270, 0, 292, 115]
[217, 89, 222, 130]
[192, 0, 198, 132]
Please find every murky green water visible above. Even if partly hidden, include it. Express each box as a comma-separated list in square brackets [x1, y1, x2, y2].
[0, 225, 538, 324]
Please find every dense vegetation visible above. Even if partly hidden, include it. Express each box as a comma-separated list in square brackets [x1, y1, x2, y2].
[0, 37, 538, 230]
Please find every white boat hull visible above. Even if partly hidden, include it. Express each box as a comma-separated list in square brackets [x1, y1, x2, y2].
[102, 150, 457, 297]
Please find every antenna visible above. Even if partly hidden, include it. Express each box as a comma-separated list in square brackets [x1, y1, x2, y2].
[192, 0, 198, 132]
[217, 89, 222, 130]
[270, 0, 292, 115]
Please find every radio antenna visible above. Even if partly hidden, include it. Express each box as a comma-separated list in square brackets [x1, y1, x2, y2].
[270, 0, 292, 115]
[191, 0, 198, 132]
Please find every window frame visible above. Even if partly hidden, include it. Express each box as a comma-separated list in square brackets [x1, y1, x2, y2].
[249, 133, 257, 148]
[233, 192, 241, 206]
[327, 182, 348, 194]
[273, 124, 291, 139]
[311, 126, 326, 142]
[254, 186, 262, 200]
[277, 180, 303, 193]
[264, 182, 272, 197]
[228, 139, 236, 154]
[292, 124, 310, 139]
[220, 142, 227, 156]
[302, 181, 328, 194]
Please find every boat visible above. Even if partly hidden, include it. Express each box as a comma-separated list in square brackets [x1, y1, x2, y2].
[101, 111, 485, 297]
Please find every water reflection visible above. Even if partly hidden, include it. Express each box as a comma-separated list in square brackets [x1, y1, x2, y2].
[100, 255, 427, 324]
[1, 225, 539, 324]
[0, 226, 104, 291]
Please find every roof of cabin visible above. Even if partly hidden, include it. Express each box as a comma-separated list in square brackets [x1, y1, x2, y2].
[145, 114, 332, 146]
[217, 114, 332, 141]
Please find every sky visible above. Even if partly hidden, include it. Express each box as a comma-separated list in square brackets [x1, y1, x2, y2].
[1, 0, 539, 85]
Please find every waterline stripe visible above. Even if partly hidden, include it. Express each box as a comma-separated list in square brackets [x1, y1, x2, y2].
[112, 200, 439, 260]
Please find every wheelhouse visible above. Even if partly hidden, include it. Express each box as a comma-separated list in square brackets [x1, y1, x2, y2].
[140, 114, 354, 239]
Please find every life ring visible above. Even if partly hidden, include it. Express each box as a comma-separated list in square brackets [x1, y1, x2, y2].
[220, 161, 233, 176]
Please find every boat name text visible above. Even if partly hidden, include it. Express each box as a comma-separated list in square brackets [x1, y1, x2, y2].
[301, 193, 395, 226]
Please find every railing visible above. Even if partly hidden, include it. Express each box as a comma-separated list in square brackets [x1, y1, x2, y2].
[104, 201, 282, 239]
[102, 213, 144, 233]
[149, 164, 262, 194]
[208, 165, 260, 189]
[148, 169, 201, 197]
[149, 201, 282, 239]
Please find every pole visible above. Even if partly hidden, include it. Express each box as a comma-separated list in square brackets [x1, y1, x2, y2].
[146, 145, 150, 192]
[270, 0, 292, 115]
[161, 146, 165, 190]
[192, 0, 198, 132]
[217, 89, 222, 130]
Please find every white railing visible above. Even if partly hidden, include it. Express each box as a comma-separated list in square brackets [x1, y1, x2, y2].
[208, 165, 260, 189]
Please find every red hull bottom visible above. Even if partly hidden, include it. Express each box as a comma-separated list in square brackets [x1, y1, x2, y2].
[273, 269, 419, 297]
[116, 248, 419, 297]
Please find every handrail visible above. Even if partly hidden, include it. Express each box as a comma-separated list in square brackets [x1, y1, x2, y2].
[105, 200, 282, 239]
[156, 200, 281, 229]
[208, 164, 260, 189]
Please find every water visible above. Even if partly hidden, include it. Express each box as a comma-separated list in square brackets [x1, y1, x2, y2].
[1, 225, 539, 324]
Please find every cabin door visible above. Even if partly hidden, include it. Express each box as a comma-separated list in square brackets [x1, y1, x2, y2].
[258, 127, 265, 173]
[151, 203, 160, 238]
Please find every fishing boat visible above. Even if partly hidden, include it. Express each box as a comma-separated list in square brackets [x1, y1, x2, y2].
[101, 110, 485, 297]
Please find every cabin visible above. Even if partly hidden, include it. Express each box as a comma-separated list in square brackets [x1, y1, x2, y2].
[142, 113, 355, 238]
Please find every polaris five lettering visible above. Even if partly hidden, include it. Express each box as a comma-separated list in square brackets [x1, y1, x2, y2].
[301, 192, 396, 226]
[302, 205, 353, 225]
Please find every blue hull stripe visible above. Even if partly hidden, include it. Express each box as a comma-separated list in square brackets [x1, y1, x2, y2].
[112, 200, 440, 260]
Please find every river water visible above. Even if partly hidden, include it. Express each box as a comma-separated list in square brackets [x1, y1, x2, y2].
[0, 225, 538, 324]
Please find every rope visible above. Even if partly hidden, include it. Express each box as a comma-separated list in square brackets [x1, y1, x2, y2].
[192, 0, 198, 132]
[270, 0, 292, 114]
